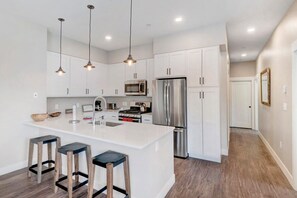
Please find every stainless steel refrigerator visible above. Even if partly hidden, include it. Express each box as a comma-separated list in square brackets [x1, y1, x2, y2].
[152, 78, 188, 158]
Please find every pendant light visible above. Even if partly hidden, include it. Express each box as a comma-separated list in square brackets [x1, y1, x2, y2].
[56, 18, 66, 76]
[124, 0, 137, 66]
[84, 5, 95, 71]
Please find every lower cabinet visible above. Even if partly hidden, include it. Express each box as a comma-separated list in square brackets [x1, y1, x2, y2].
[142, 114, 152, 124]
[187, 87, 221, 162]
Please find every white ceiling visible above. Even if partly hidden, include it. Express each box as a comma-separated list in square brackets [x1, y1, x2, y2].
[0, 0, 294, 62]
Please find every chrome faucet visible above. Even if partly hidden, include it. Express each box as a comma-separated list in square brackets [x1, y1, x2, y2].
[92, 96, 107, 126]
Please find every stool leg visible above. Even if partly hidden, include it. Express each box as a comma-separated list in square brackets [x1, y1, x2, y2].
[56, 137, 62, 172]
[74, 154, 79, 184]
[87, 163, 95, 198]
[47, 143, 52, 168]
[124, 156, 131, 197]
[67, 151, 73, 198]
[37, 142, 43, 184]
[107, 163, 113, 198]
[27, 140, 34, 178]
[54, 151, 61, 193]
[85, 145, 92, 174]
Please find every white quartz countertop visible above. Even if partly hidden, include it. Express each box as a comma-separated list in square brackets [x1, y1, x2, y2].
[24, 113, 173, 150]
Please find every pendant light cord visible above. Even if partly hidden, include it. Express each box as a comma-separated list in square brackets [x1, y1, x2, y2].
[59, 19, 63, 68]
[129, 0, 133, 55]
[88, 7, 92, 62]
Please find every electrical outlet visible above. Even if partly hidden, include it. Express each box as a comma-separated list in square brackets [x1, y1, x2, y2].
[122, 102, 128, 106]
[55, 104, 59, 110]
[280, 141, 283, 149]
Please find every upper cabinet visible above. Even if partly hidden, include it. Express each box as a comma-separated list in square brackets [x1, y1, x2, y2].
[125, 60, 147, 81]
[186, 46, 220, 87]
[146, 59, 154, 97]
[47, 52, 71, 97]
[87, 62, 107, 96]
[107, 63, 125, 96]
[154, 51, 186, 78]
[70, 57, 87, 97]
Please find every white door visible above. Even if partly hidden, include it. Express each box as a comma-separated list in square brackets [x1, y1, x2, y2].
[169, 51, 186, 77]
[188, 88, 203, 158]
[202, 47, 219, 87]
[87, 62, 107, 96]
[202, 87, 221, 161]
[70, 57, 87, 96]
[187, 49, 202, 87]
[135, 60, 147, 80]
[125, 64, 135, 81]
[107, 63, 125, 96]
[231, 81, 252, 128]
[154, 54, 169, 78]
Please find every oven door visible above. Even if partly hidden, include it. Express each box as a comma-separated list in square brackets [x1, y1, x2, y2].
[119, 117, 141, 123]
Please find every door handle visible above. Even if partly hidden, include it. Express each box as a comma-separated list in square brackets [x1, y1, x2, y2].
[249, 106, 252, 108]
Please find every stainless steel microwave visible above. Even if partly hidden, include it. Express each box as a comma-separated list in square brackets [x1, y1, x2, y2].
[125, 80, 147, 96]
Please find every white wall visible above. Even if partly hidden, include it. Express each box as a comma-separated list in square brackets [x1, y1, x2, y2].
[107, 43, 153, 64]
[47, 31, 108, 64]
[0, 13, 47, 174]
[153, 23, 227, 54]
[230, 61, 257, 77]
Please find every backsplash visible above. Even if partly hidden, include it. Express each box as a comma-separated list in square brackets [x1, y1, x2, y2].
[47, 96, 152, 113]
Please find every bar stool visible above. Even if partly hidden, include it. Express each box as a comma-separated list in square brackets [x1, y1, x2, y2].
[88, 150, 131, 198]
[27, 135, 61, 183]
[54, 142, 92, 198]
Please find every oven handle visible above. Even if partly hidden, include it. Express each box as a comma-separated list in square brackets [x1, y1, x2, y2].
[119, 117, 141, 122]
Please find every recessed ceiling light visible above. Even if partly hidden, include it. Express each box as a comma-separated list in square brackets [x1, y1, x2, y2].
[247, 27, 255, 33]
[105, 35, 112, 41]
[241, 53, 247, 57]
[175, 17, 183, 23]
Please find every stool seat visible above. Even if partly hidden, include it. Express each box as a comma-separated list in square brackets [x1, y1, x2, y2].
[93, 150, 126, 168]
[58, 142, 88, 155]
[31, 135, 59, 144]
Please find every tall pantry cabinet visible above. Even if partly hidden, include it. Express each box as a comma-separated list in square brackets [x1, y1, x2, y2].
[187, 46, 221, 163]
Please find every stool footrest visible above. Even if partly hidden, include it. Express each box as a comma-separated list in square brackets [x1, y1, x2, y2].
[29, 160, 55, 175]
[92, 185, 129, 198]
[55, 171, 88, 192]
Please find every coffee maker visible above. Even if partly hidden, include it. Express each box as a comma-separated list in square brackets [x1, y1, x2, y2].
[95, 100, 102, 111]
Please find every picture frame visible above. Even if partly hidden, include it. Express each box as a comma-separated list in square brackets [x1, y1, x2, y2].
[260, 68, 271, 106]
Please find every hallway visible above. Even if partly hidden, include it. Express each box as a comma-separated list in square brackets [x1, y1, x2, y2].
[0, 128, 296, 198]
[166, 128, 297, 198]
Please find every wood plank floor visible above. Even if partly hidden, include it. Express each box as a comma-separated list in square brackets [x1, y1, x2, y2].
[0, 128, 296, 198]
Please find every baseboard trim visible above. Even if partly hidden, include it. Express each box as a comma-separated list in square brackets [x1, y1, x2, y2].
[156, 174, 175, 198]
[0, 160, 28, 176]
[258, 131, 294, 188]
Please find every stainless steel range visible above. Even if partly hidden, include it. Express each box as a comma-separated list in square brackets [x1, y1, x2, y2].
[118, 102, 151, 123]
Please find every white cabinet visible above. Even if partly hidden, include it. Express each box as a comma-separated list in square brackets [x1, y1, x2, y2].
[188, 87, 221, 162]
[47, 52, 71, 97]
[142, 114, 153, 124]
[125, 60, 147, 81]
[146, 59, 154, 97]
[186, 47, 219, 87]
[154, 51, 186, 78]
[70, 57, 87, 96]
[107, 63, 125, 96]
[104, 112, 119, 121]
[87, 62, 107, 96]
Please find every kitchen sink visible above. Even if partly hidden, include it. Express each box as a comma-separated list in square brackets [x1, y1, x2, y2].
[89, 121, 123, 127]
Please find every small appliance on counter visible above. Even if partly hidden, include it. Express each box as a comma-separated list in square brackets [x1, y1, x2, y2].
[118, 102, 151, 123]
[107, 103, 118, 110]
[95, 100, 102, 111]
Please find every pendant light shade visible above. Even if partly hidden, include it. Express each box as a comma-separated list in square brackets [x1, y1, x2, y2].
[55, 18, 66, 76]
[124, 0, 137, 66]
[84, 5, 95, 71]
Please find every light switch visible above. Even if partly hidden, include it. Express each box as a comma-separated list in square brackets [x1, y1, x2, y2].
[283, 103, 287, 111]
[283, 85, 287, 94]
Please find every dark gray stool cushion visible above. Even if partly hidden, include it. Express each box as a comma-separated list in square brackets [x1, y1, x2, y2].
[58, 142, 88, 155]
[92, 150, 126, 168]
[31, 135, 59, 144]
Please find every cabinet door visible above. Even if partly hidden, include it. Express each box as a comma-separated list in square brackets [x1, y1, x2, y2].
[135, 60, 147, 80]
[187, 49, 202, 87]
[47, 52, 70, 97]
[202, 46, 219, 87]
[87, 62, 107, 96]
[154, 53, 169, 78]
[70, 57, 87, 96]
[187, 88, 203, 158]
[202, 87, 221, 162]
[125, 64, 136, 81]
[169, 51, 186, 77]
[107, 63, 125, 96]
[146, 59, 154, 97]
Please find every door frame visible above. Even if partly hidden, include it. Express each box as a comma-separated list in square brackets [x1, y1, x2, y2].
[229, 77, 256, 130]
[291, 40, 297, 190]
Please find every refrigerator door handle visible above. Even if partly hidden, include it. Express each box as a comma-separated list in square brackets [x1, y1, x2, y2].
[167, 82, 171, 125]
[163, 81, 168, 124]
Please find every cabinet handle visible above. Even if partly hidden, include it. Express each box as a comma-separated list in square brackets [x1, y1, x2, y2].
[202, 91, 205, 99]
[202, 77, 205, 85]
[88, 89, 90, 94]
[67, 88, 69, 95]
[86, 89, 88, 95]
[169, 68, 171, 75]
[115, 89, 118, 95]
[136, 73, 138, 79]
[147, 88, 149, 94]
[199, 92, 201, 99]
[166, 68, 168, 75]
[199, 77, 202, 85]
[101, 89, 104, 95]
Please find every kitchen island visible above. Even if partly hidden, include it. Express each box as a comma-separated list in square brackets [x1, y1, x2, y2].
[25, 114, 175, 198]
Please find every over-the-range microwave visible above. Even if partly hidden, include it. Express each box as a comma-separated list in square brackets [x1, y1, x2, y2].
[125, 80, 147, 96]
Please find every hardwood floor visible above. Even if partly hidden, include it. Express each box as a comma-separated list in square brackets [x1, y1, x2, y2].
[0, 128, 296, 198]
